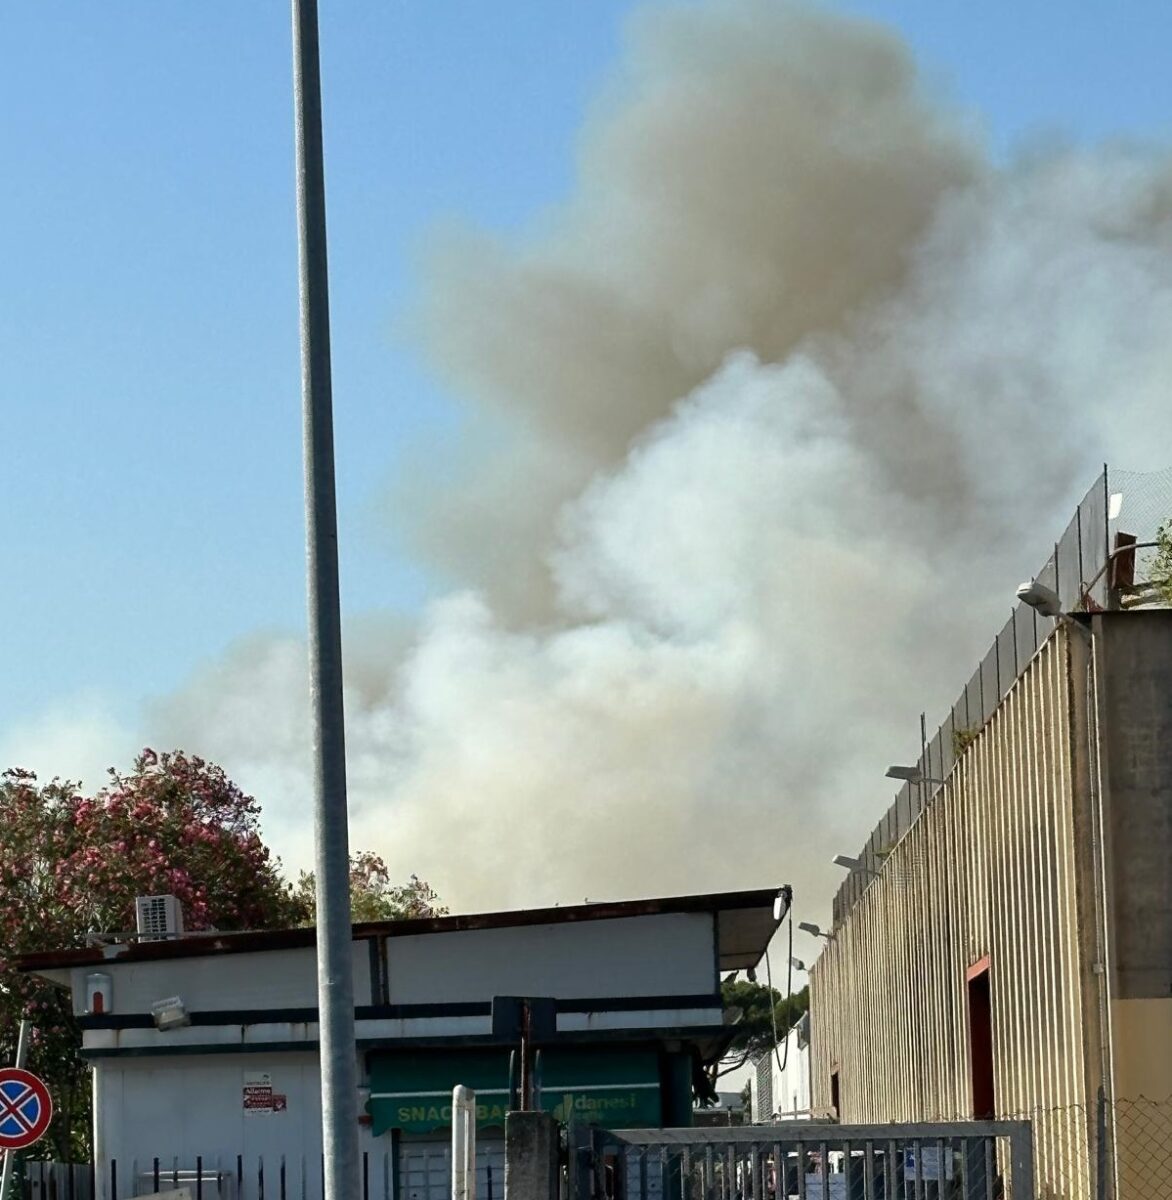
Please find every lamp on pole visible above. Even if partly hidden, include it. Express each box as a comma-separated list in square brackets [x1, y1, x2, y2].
[291, 3, 360, 1198]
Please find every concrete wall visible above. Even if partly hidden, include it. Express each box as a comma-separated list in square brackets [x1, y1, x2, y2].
[1097, 611, 1172, 996]
[73, 912, 716, 1024]
[1095, 613, 1172, 1199]
[385, 912, 716, 1004]
[72, 943, 372, 1016]
[93, 1052, 402, 1200]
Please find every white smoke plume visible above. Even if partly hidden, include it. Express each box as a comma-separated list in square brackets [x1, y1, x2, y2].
[151, 0, 1172, 918]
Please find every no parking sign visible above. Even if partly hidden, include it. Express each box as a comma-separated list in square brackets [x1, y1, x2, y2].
[0, 1068, 53, 1151]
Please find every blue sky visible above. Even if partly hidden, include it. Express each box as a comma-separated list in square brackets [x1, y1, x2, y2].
[3, 1, 1171, 762]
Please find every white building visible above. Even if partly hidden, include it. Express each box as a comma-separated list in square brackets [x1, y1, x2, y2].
[751, 1013, 815, 1123]
[21, 888, 784, 1200]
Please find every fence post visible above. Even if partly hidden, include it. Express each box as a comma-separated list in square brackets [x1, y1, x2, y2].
[1008, 1121, 1035, 1199]
[504, 1111, 558, 1200]
[566, 1125, 592, 1200]
[1095, 1086, 1109, 1200]
[0, 1020, 30, 1200]
[452, 1086, 477, 1200]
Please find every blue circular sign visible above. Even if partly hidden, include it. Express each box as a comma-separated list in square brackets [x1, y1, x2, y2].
[0, 1068, 53, 1151]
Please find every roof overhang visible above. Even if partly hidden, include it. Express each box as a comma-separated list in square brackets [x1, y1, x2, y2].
[18, 885, 789, 975]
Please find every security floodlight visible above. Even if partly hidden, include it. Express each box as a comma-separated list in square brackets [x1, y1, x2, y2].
[772, 886, 792, 923]
[151, 995, 190, 1031]
[886, 765, 944, 785]
[746, 967, 757, 983]
[789, 957, 807, 972]
[1016, 580, 1063, 618]
[833, 854, 880, 878]
[799, 921, 834, 940]
[886, 765, 919, 782]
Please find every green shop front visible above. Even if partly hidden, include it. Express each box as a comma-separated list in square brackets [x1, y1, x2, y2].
[369, 1045, 693, 1133]
[368, 1044, 695, 1199]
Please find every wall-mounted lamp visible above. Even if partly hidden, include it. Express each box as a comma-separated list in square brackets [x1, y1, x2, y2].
[832, 854, 880, 877]
[789, 957, 807, 972]
[885, 765, 944, 785]
[798, 921, 834, 941]
[1017, 579, 1100, 639]
[151, 995, 190, 1031]
[1016, 579, 1063, 618]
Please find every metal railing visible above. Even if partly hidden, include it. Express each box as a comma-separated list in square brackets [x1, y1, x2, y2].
[571, 1121, 1036, 1200]
[87, 1154, 401, 1200]
[21, 1164, 92, 1200]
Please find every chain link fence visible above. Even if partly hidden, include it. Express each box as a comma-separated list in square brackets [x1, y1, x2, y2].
[833, 465, 1172, 923]
[1105, 1095, 1172, 1200]
[1105, 467, 1172, 607]
[865, 1093, 1172, 1200]
[1006, 1092, 1172, 1200]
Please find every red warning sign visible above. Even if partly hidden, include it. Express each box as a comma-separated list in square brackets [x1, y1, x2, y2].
[242, 1074, 287, 1115]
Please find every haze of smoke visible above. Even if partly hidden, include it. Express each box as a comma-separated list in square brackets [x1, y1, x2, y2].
[397, 0, 980, 618]
[151, 0, 1172, 917]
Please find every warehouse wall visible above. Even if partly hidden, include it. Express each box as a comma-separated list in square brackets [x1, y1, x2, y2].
[810, 628, 1103, 1200]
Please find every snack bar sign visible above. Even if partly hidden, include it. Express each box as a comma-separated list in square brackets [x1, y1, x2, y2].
[242, 1074, 287, 1116]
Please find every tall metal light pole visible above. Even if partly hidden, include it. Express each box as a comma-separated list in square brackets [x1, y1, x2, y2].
[291, 3, 360, 1198]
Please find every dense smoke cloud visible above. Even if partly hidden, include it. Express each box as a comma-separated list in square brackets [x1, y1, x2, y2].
[146, 0, 1172, 917]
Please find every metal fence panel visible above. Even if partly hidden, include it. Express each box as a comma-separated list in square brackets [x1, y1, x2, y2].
[90, 1154, 404, 1200]
[592, 1121, 1036, 1200]
[1034, 549, 1059, 613]
[1013, 603, 1038, 678]
[937, 711, 956, 784]
[995, 616, 1017, 705]
[964, 670, 984, 740]
[896, 783, 913, 841]
[926, 729, 946, 800]
[1056, 514, 1083, 618]
[1078, 470, 1109, 609]
[979, 645, 999, 725]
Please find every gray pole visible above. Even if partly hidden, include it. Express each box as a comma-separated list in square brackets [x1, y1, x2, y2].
[291, 4, 360, 1199]
[0, 1021, 31, 1200]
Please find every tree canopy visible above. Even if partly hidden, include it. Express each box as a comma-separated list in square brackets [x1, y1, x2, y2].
[294, 850, 447, 923]
[0, 749, 440, 1160]
[718, 978, 809, 1076]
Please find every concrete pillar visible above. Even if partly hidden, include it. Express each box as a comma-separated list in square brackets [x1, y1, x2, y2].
[504, 1111, 559, 1200]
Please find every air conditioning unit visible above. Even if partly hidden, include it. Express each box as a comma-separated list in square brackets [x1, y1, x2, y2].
[136, 895, 185, 941]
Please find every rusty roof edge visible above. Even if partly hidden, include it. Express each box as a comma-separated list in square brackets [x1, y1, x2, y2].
[17, 886, 787, 974]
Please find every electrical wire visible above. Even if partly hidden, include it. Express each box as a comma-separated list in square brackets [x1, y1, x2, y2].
[764, 894, 795, 1077]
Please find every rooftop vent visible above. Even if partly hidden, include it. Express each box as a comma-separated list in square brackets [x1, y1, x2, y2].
[135, 895, 184, 942]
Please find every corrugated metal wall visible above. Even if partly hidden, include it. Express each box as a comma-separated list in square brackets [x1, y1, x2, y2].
[810, 630, 1099, 1199]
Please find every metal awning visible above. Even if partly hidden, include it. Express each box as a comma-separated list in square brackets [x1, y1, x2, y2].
[716, 892, 787, 970]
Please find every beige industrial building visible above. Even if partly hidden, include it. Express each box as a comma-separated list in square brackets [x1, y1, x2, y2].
[809, 606, 1172, 1199]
